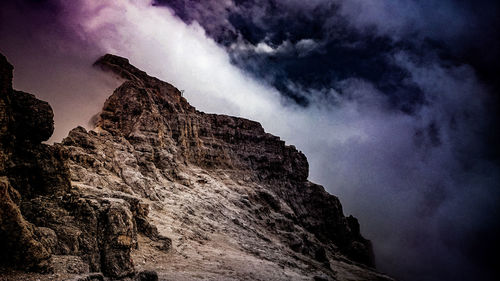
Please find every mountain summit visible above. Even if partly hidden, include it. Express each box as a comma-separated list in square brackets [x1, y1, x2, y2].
[0, 53, 392, 280]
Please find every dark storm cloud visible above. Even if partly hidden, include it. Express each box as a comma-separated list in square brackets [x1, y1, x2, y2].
[338, 0, 500, 90]
[156, 0, 500, 104]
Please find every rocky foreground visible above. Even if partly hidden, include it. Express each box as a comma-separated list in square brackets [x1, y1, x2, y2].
[0, 53, 393, 281]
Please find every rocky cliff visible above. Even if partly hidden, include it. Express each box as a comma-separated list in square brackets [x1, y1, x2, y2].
[0, 53, 393, 281]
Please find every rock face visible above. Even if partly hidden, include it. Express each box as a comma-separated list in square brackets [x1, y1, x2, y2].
[0, 53, 392, 280]
[0, 54, 167, 279]
[0, 53, 67, 270]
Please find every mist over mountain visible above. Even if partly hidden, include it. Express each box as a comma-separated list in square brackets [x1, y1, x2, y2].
[0, 50, 396, 281]
[1, 1, 499, 281]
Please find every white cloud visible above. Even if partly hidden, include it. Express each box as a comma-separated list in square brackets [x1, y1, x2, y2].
[61, 0, 285, 121]
[255, 42, 276, 54]
[56, 4, 498, 280]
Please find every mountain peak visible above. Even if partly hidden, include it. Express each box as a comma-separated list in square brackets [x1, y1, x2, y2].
[92, 54, 194, 137]
[94, 54, 141, 81]
[90, 55, 310, 182]
[1, 52, 392, 280]
[94, 54, 176, 92]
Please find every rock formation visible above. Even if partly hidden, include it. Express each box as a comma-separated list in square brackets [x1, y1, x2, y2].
[0, 53, 166, 280]
[0, 53, 393, 281]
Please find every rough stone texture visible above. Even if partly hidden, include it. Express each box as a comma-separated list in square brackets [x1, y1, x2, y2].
[100, 202, 136, 278]
[135, 270, 159, 281]
[62, 54, 387, 280]
[92, 54, 374, 264]
[70, 272, 105, 281]
[10, 90, 54, 143]
[0, 53, 58, 270]
[48, 255, 90, 274]
[0, 177, 51, 270]
[0, 53, 153, 279]
[0, 53, 392, 280]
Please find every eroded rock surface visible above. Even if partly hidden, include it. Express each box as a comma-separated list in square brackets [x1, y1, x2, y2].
[0, 53, 392, 280]
[0, 53, 62, 270]
[0, 54, 162, 279]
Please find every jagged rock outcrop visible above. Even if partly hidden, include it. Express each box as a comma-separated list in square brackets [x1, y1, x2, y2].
[89, 54, 374, 264]
[0, 53, 64, 270]
[62, 54, 387, 280]
[0, 53, 168, 280]
[0, 53, 392, 280]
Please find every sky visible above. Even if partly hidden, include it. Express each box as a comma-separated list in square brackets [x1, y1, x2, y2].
[0, 1, 499, 280]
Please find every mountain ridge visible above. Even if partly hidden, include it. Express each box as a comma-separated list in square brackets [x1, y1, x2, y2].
[0, 52, 393, 281]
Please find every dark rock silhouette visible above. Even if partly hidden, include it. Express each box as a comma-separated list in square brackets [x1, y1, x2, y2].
[0, 53, 167, 279]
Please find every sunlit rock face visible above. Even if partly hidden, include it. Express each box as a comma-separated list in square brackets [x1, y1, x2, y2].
[0, 52, 392, 280]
